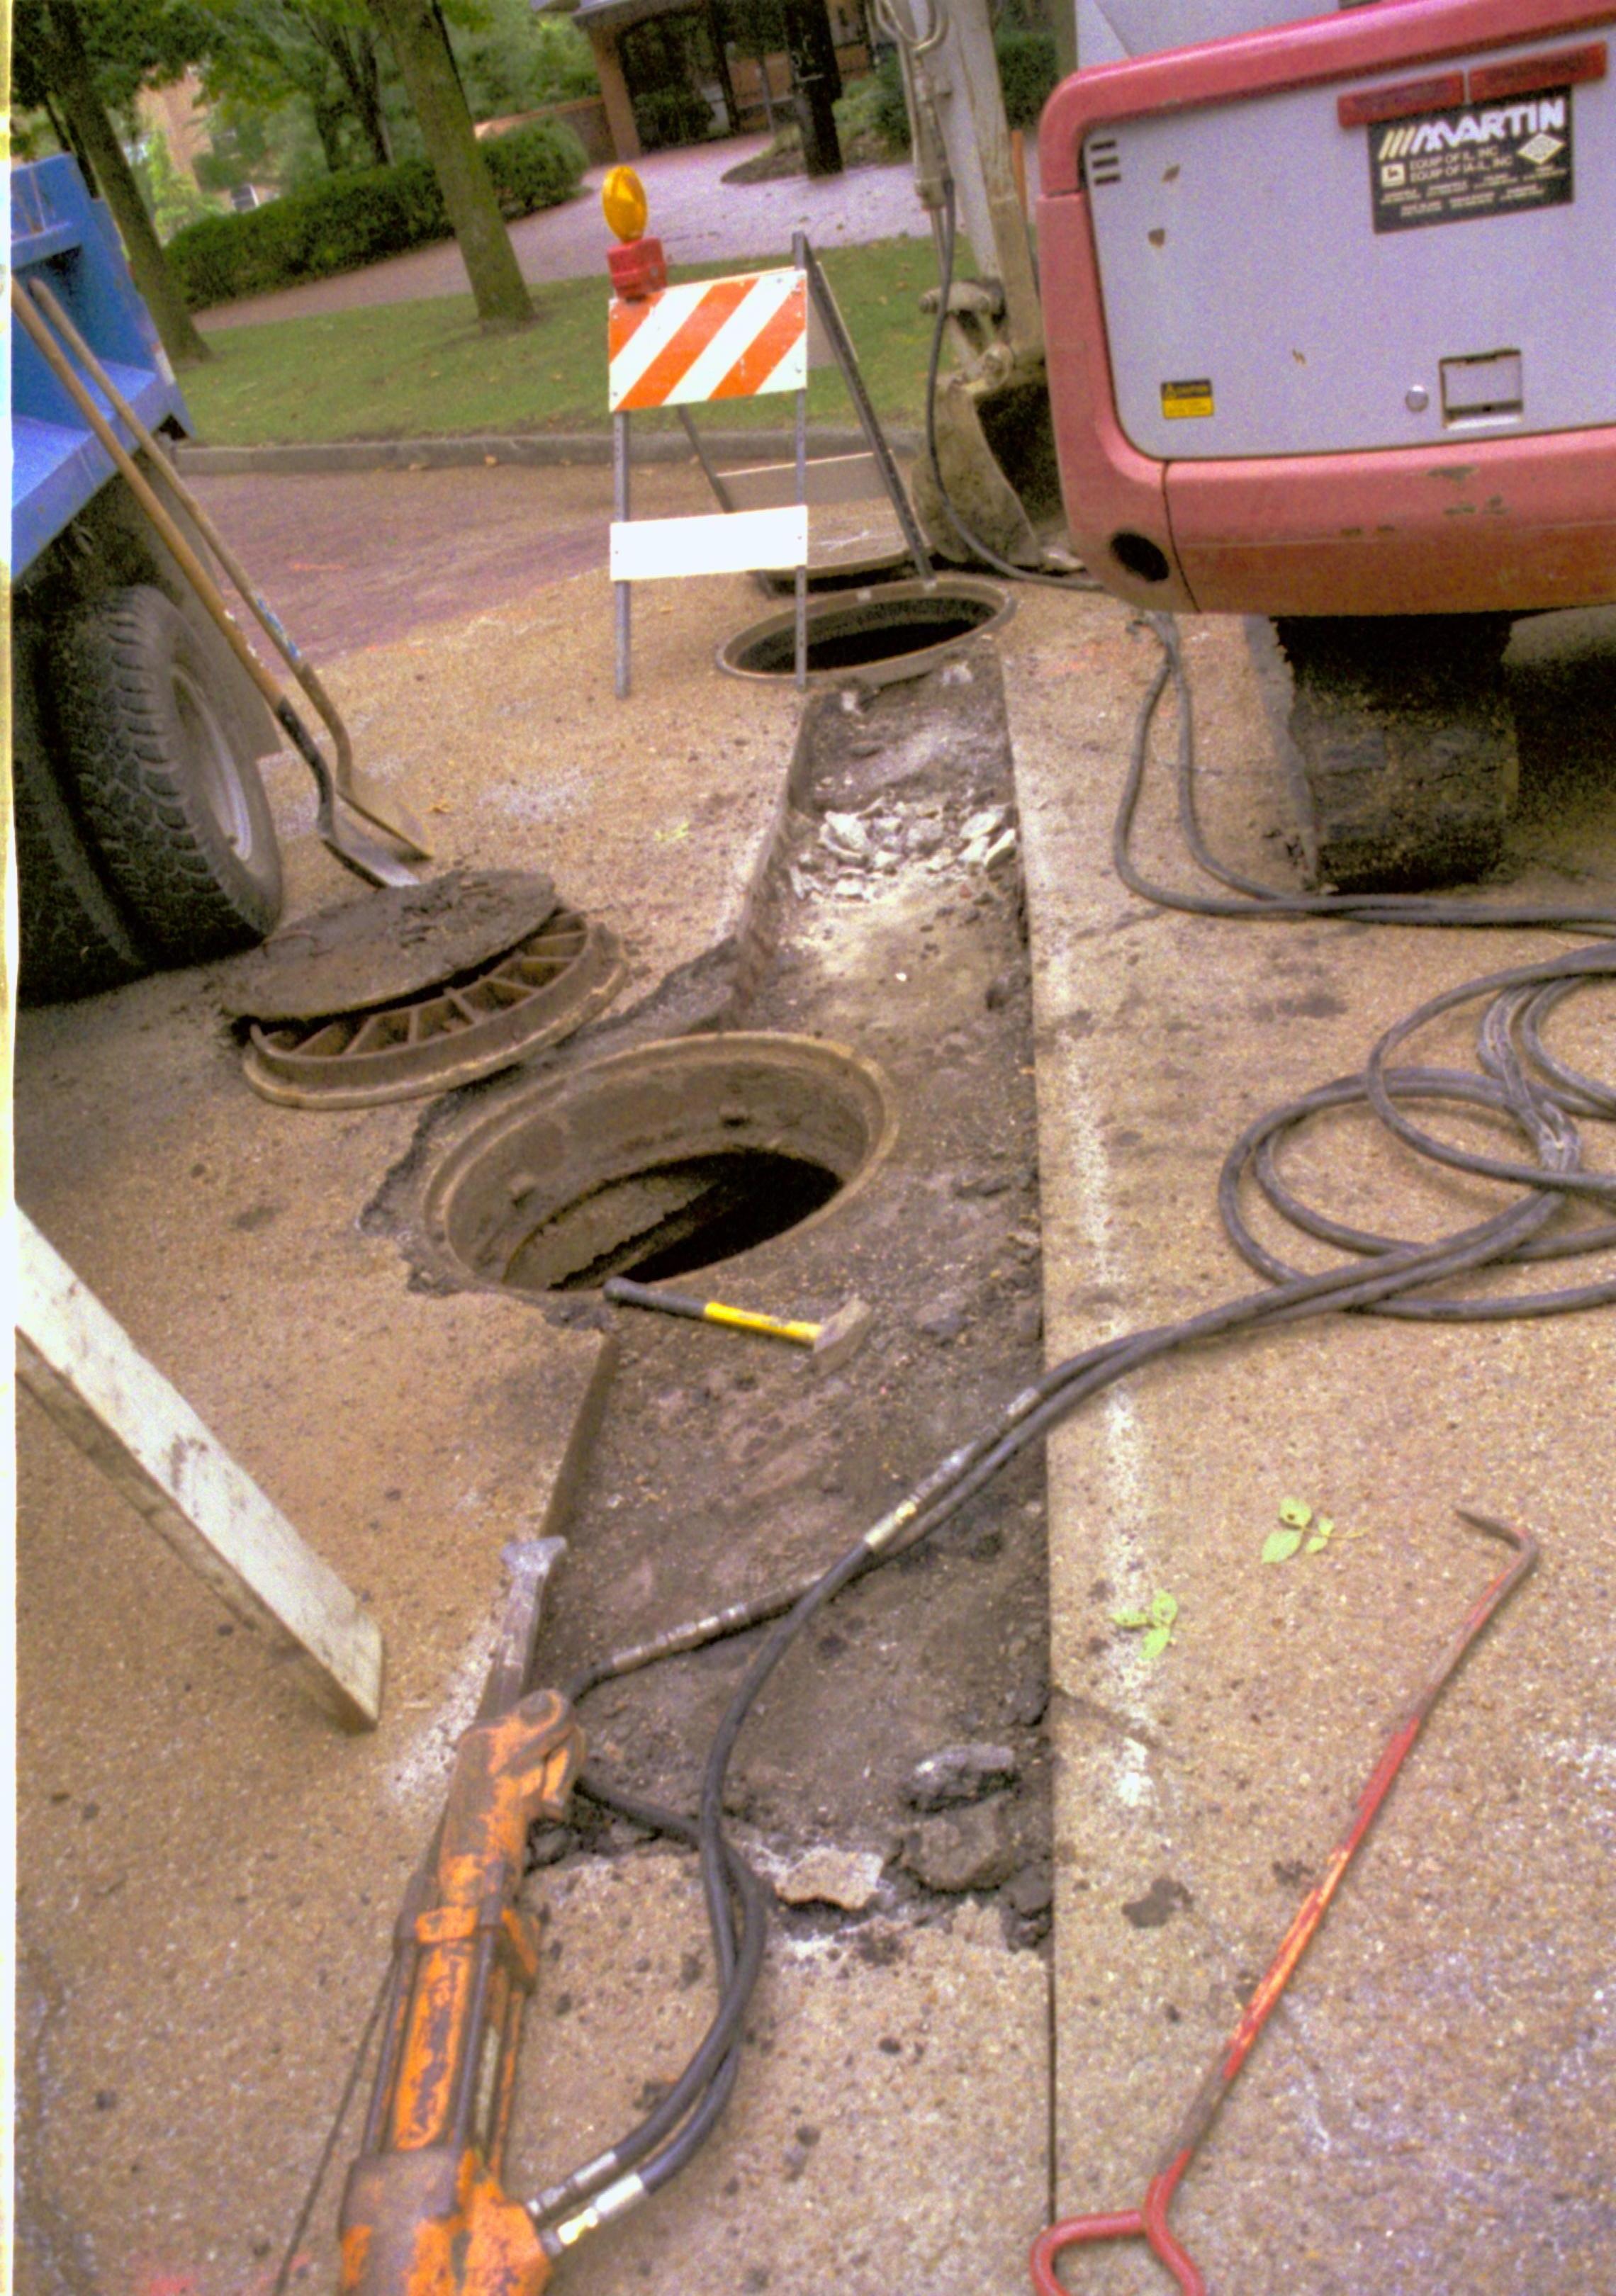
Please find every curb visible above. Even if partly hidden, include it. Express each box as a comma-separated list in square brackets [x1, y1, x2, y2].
[174, 427, 922, 478]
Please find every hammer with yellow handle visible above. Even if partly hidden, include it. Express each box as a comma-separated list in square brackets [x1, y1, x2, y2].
[603, 1278, 873, 1371]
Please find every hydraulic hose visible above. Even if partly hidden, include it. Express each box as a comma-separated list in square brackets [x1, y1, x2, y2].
[553, 932, 1614, 2249]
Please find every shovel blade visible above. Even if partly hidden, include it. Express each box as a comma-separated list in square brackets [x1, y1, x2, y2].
[322, 805, 423, 889]
[337, 762, 434, 862]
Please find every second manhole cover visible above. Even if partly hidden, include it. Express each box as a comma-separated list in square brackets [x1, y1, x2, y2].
[239, 900, 625, 1110]
[215, 870, 561, 1022]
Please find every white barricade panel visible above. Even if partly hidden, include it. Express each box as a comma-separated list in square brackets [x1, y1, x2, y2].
[610, 505, 809, 583]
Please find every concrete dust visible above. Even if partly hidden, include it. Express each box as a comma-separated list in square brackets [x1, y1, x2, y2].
[505, 1855, 1048, 2296]
[486, 652, 1057, 1926]
[16, 434, 1615, 2296]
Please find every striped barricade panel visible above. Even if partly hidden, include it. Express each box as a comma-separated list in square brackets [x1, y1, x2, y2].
[608, 269, 808, 413]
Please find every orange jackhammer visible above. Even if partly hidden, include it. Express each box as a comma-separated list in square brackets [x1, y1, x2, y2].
[337, 1540, 583, 2296]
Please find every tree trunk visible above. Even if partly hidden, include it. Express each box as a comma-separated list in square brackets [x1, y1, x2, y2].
[309, 13, 393, 169]
[40, 0, 211, 366]
[782, 0, 843, 177]
[703, 1, 741, 136]
[45, 90, 94, 181]
[369, 0, 532, 327]
[352, 30, 393, 166]
[311, 94, 347, 175]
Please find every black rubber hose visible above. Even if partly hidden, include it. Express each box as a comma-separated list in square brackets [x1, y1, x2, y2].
[536, 824, 1614, 2253]
[525, 1769, 768, 2224]
[522, 578, 1616, 2244]
[1116, 613, 1616, 933]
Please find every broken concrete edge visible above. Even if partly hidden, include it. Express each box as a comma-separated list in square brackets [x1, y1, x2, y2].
[535, 1327, 621, 1553]
[724, 691, 825, 1016]
[174, 429, 924, 479]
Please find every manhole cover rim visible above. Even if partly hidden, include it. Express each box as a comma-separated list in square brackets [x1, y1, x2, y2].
[241, 911, 626, 1110]
[215, 870, 561, 1020]
[717, 575, 1014, 690]
[420, 1030, 900, 1293]
[758, 545, 916, 597]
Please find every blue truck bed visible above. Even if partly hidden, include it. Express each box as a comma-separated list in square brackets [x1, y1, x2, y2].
[11, 153, 192, 580]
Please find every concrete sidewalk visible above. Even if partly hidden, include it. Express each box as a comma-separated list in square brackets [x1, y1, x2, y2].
[1004, 591, 1615, 2294]
[11, 463, 1048, 2296]
[198, 135, 944, 333]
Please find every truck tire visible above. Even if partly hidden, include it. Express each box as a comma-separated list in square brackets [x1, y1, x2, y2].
[53, 583, 283, 962]
[11, 637, 150, 1006]
[1272, 615, 1517, 893]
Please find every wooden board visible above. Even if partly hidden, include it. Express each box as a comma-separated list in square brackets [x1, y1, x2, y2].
[15, 1214, 384, 1730]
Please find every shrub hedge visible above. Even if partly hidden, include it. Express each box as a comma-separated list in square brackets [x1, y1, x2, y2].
[167, 120, 586, 310]
[632, 86, 712, 151]
[994, 28, 1060, 130]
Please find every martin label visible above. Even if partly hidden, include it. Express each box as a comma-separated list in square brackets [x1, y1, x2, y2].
[1369, 91, 1574, 232]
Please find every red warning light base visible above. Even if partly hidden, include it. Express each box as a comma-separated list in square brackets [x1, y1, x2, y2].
[607, 237, 668, 302]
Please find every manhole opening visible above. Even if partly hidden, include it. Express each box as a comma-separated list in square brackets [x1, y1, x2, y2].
[422, 1034, 897, 1300]
[510, 1148, 841, 1291]
[718, 577, 1013, 689]
[735, 594, 999, 677]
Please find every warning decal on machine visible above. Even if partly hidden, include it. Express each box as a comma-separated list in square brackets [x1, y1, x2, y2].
[1161, 378, 1215, 419]
[1369, 91, 1574, 232]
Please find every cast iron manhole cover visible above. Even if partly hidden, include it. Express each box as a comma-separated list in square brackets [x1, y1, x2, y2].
[240, 904, 625, 1109]
[216, 870, 561, 1023]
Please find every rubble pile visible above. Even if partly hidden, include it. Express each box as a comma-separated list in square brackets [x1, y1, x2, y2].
[787, 797, 1019, 904]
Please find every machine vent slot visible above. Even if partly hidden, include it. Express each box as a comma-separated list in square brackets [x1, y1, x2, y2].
[1087, 137, 1121, 186]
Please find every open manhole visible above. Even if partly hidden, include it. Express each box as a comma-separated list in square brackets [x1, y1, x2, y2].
[422, 1033, 897, 1295]
[758, 545, 916, 597]
[227, 878, 624, 1108]
[719, 575, 1012, 690]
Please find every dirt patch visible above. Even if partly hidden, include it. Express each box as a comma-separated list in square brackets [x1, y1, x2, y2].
[550, 650, 1053, 1940]
[376, 644, 1054, 1945]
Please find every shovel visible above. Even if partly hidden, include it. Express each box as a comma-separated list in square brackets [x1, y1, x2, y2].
[13, 277, 429, 887]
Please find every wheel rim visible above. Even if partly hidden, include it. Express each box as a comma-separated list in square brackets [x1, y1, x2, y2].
[172, 666, 253, 858]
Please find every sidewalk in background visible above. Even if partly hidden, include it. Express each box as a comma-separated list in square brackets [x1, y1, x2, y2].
[197, 135, 954, 333]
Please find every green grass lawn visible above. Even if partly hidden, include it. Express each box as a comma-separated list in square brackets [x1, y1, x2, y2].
[181, 239, 948, 446]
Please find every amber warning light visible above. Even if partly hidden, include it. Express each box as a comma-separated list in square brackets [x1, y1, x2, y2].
[602, 164, 667, 300]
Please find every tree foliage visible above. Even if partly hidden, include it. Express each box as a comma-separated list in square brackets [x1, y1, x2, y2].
[199, 0, 393, 171]
[14, 0, 214, 363]
[13, 0, 217, 118]
[133, 125, 217, 239]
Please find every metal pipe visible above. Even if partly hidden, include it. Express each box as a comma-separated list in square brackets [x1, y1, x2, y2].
[614, 410, 632, 699]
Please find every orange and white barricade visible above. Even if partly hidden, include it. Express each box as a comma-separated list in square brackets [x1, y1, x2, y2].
[609, 227, 812, 697]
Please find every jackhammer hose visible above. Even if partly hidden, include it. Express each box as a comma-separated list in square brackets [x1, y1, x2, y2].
[547, 614, 1615, 2244]
[278, 302, 1616, 2282]
[526, 1773, 768, 2228]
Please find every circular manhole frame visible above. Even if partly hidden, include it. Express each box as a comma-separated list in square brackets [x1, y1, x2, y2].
[758, 545, 916, 598]
[717, 575, 1013, 690]
[242, 907, 625, 1110]
[421, 1031, 899, 1299]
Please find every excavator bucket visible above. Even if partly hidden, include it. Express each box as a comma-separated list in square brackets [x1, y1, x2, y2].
[911, 356, 1067, 570]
